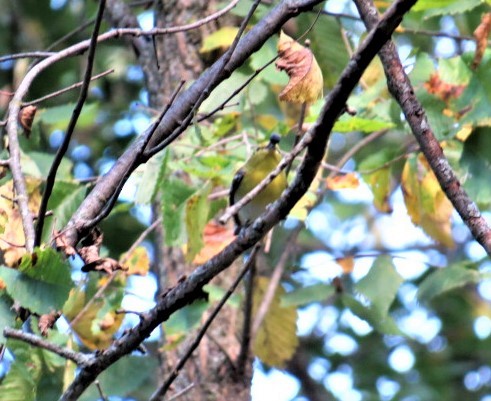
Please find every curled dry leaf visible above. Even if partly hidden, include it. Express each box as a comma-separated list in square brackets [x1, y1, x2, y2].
[19, 105, 37, 137]
[78, 227, 124, 273]
[473, 13, 491, 70]
[38, 310, 61, 336]
[54, 230, 78, 257]
[275, 31, 323, 104]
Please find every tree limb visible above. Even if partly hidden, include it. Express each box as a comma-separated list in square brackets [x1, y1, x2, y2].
[58, 1, 418, 399]
[62, 0, 325, 247]
[354, 0, 491, 255]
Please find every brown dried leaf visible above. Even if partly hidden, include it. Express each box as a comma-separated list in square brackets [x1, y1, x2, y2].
[54, 230, 78, 257]
[78, 228, 103, 264]
[19, 105, 37, 137]
[424, 73, 465, 103]
[81, 257, 124, 274]
[38, 310, 61, 336]
[473, 13, 491, 70]
[276, 31, 323, 104]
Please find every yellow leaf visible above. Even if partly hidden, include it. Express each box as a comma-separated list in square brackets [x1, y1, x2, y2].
[455, 124, 473, 141]
[402, 154, 454, 247]
[275, 31, 323, 104]
[0, 179, 42, 266]
[200, 27, 240, 53]
[290, 171, 321, 221]
[363, 167, 393, 213]
[121, 246, 150, 276]
[361, 58, 385, 87]
[326, 173, 360, 190]
[252, 276, 298, 368]
[63, 287, 124, 350]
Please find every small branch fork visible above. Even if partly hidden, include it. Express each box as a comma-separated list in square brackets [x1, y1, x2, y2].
[57, 2, 417, 399]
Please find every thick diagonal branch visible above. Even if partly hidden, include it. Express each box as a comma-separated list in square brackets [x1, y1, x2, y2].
[59, 1, 417, 399]
[62, 0, 324, 247]
[354, 0, 491, 255]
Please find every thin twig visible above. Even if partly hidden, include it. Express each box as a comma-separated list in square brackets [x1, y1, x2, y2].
[197, 56, 278, 122]
[95, 380, 109, 401]
[236, 247, 257, 375]
[144, 0, 263, 158]
[120, 217, 162, 265]
[69, 272, 119, 329]
[0, 52, 55, 63]
[251, 227, 300, 338]
[34, 0, 107, 247]
[23, 69, 114, 107]
[166, 383, 195, 401]
[113, 0, 240, 38]
[3, 327, 91, 366]
[148, 245, 259, 401]
[328, 129, 387, 178]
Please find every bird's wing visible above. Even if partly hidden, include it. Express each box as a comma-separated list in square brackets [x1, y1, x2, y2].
[230, 168, 245, 230]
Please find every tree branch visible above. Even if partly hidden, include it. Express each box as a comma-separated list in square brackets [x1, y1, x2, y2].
[34, 0, 107, 247]
[3, 327, 91, 366]
[62, 0, 325, 248]
[58, 1, 417, 399]
[148, 245, 259, 401]
[354, 0, 491, 255]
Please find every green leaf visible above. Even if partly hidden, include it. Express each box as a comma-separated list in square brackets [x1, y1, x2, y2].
[204, 284, 241, 307]
[21, 151, 73, 180]
[355, 256, 404, 316]
[79, 355, 158, 401]
[160, 178, 196, 246]
[333, 116, 395, 133]
[418, 263, 482, 302]
[43, 182, 87, 242]
[185, 182, 211, 262]
[200, 71, 248, 114]
[343, 257, 403, 335]
[200, 26, 239, 53]
[163, 300, 209, 336]
[37, 103, 98, 129]
[135, 150, 168, 204]
[359, 148, 398, 213]
[0, 293, 15, 343]
[249, 38, 288, 85]
[0, 360, 37, 401]
[281, 283, 336, 307]
[0, 248, 73, 314]
[411, 0, 483, 16]
[460, 127, 491, 208]
[342, 294, 402, 335]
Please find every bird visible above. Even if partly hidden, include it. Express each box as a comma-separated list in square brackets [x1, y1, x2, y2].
[229, 133, 287, 233]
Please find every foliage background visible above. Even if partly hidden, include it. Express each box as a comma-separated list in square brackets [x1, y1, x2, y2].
[1, 0, 491, 400]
